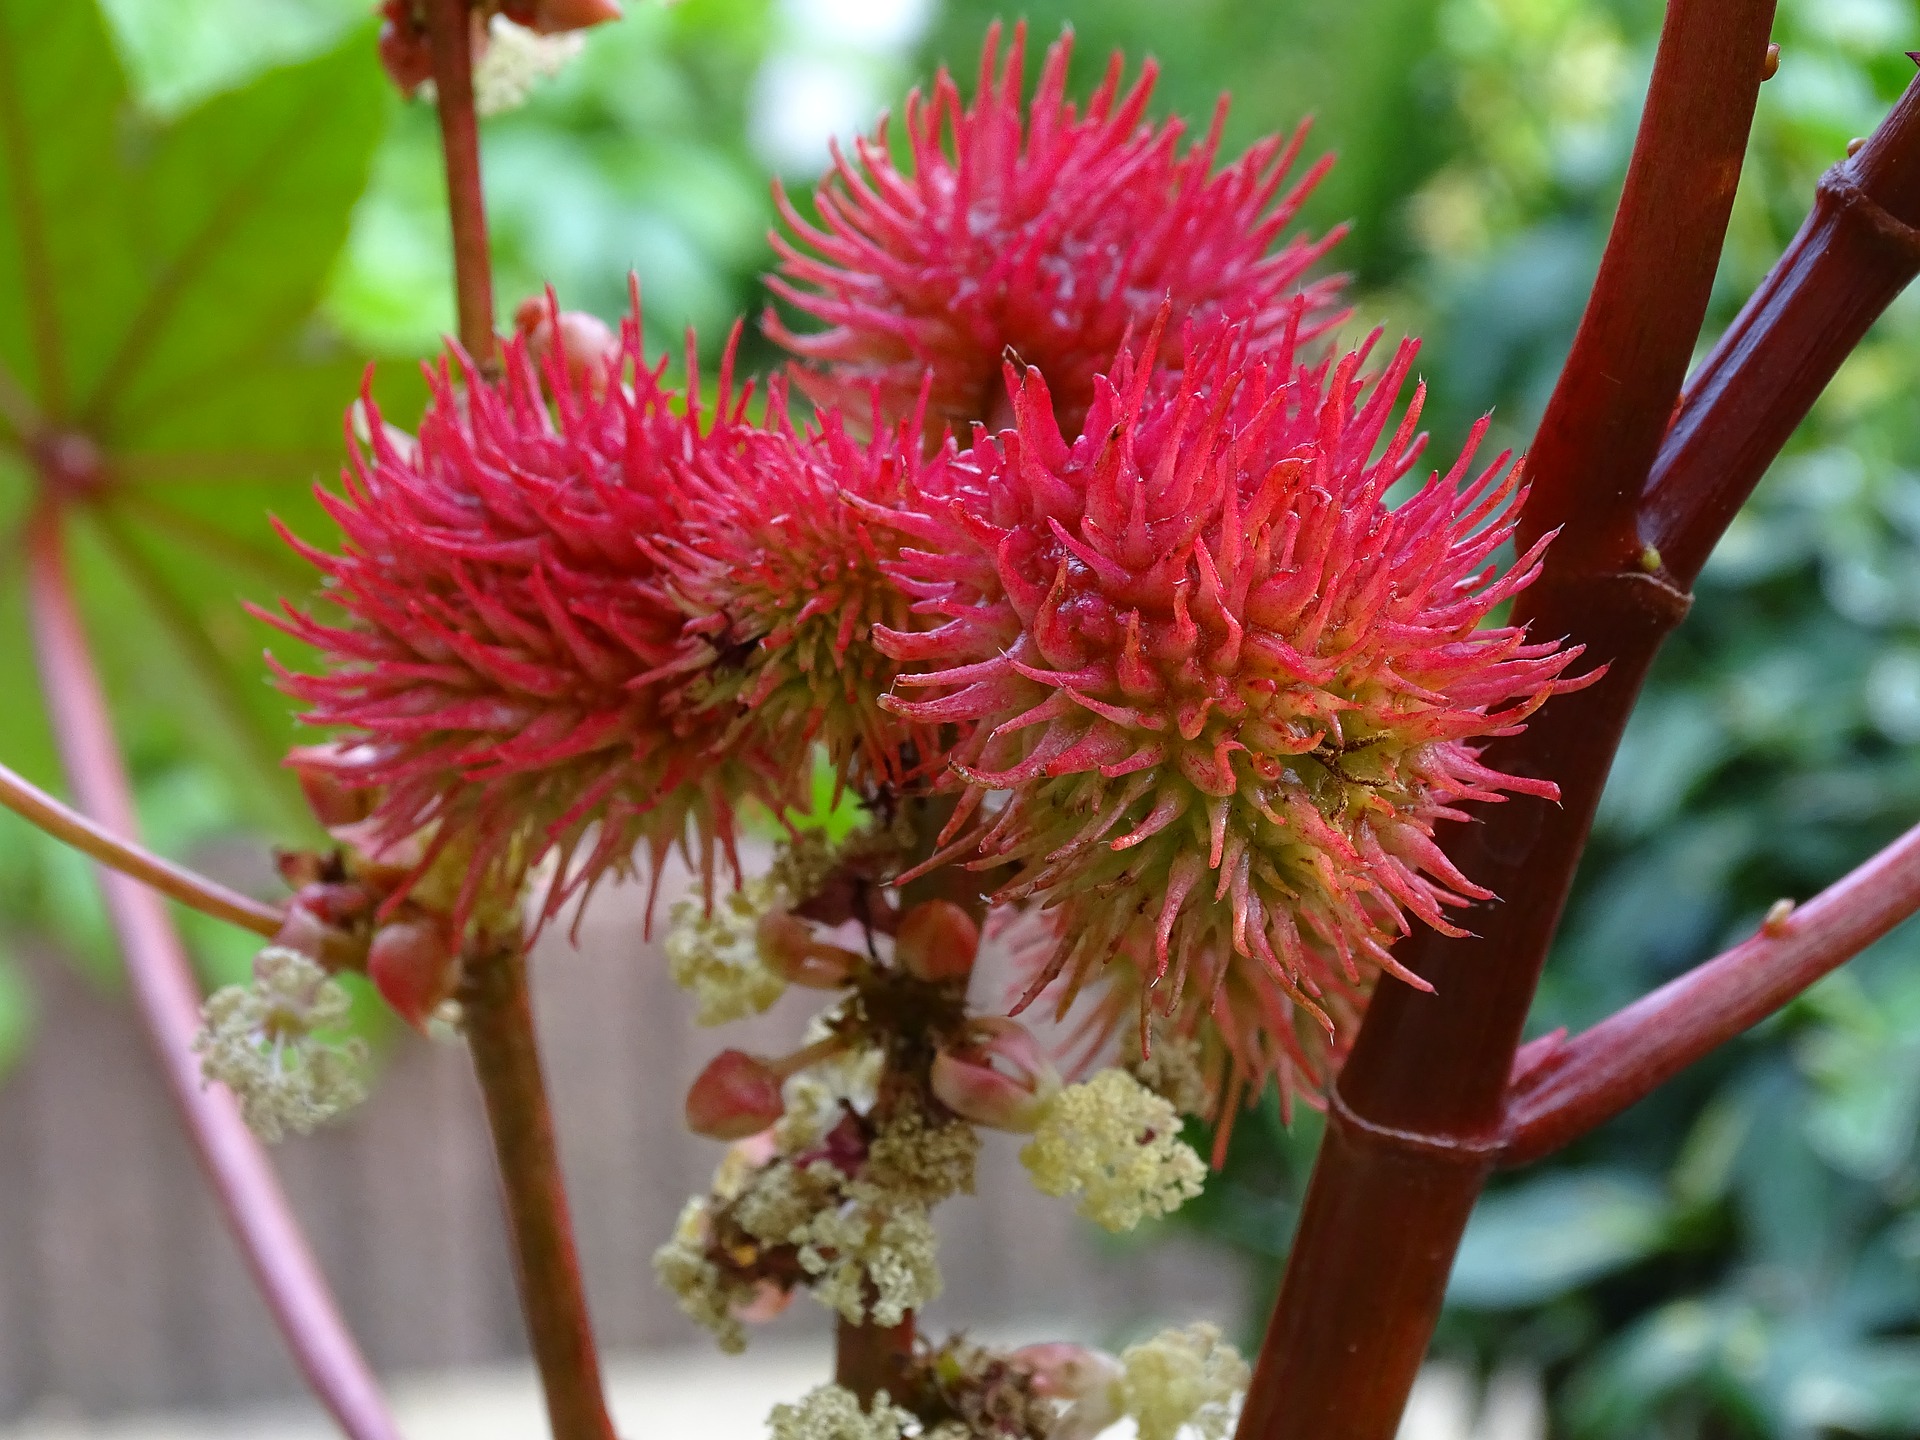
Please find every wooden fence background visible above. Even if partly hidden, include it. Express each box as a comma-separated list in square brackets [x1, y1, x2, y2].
[0, 867, 1246, 1422]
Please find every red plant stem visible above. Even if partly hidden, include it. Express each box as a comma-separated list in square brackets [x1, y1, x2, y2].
[23, 508, 401, 1440]
[1502, 820, 1920, 1165]
[835, 1314, 917, 1406]
[423, 0, 497, 368]
[1644, 75, 1920, 585]
[1515, 5, 1780, 573]
[459, 942, 618, 1440]
[1235, 5, 1778, 1437]
[0, 755, 284, 938]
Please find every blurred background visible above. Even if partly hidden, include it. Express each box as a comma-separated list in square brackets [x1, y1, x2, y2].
[2, 0, 1920, 1436]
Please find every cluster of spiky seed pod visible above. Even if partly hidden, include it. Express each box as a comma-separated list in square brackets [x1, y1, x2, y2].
[261, 19, 1588, 1133]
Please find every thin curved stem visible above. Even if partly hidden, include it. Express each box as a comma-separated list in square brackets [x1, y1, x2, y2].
[0, 753, 283, 938]
[459, 943, 618, 1440]
[24, 507, 401, 1440]
[1502, 821, 1920, 1166]
[423, 0, 497, 369]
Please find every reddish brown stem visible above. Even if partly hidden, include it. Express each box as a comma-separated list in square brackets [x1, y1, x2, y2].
[24, 508, 400, 1440]
[423, 0, 497, 368]
[1235, 5, 1778, 1437]
[0, 754, 284, 937]
[459, 942, 618, 1440]
[1502, 821, 1920, 1165]
[835, 1313, 916, 1407]
[1644, 73, 1920, 585]
[1515, 4, 1778, 574]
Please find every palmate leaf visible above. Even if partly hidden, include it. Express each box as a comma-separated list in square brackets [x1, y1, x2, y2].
[0, 0, 415, 822]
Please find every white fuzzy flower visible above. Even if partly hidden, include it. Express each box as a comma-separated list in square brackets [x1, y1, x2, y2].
[193, 947, 368, 1143]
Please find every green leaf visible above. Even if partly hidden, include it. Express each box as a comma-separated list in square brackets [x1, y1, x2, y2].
[1786, 1343, 1920, 1436]
[97, 0, 367, 116]
[0, 0, 408, 821]
[1448, 1170, 1675, 1310]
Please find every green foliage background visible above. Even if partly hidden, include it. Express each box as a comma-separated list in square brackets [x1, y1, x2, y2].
[3, 0, 1919, 1432]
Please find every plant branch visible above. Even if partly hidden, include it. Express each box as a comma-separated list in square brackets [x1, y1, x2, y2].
[1501, 821, 1920, 1166]
[459, 941, 618, 1440]
[1514, 1, 1778, 575]
[835, 1314, 916, 1408]
[1643, 70, 1920, 586]
[23, 507, 400, 1440]
[423, 0, 497, 369]
[0, 752, 283, 938]
[1235, 5, 1779, 1437]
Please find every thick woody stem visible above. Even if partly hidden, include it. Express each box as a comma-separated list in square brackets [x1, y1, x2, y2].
[1485, 70, 1920, 1162]
[1644, 73, 1920, 585]
[423, 0, 497, 368]
[0, 754, 283, 938]
[24, 509, 401, 1440]
[1502, 820, 1920, 1165]
[835, 1313, 917, 1406]
[1235, 5, 1778, 1437]
[460, 942, 619, 1440]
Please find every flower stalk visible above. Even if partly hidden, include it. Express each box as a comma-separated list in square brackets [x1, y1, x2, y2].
[834, 1312, 916, 1408]
[23, 508, 400, 1440]
[460, 940, 619, 1440]
[424, 0, 498, 368]
[1502, 818, 1920, 1165]
[0, 753, 284, 938]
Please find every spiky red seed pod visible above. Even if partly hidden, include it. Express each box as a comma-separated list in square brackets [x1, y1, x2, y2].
[657, 393, 944, 789]
[767, 21, 1344, 440]
[878, 318, 1591, 1105]
[266, 304, 769, 928]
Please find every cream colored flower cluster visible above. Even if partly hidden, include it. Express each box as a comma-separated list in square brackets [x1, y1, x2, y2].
[664, 830, 855, 1026]
[1118, 1323, 1250, 1440]
[665, 871, 792, 1026]
[766, 1385, 918, 1440]
[654, 1083, 975, 1349]
[1021, 1068, 1206, 1233]
[651, 1195, 755, 1353]
[193, 947, 368, 1144]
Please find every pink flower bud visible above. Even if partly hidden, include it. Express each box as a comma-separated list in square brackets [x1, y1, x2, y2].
[732, 1280, 795, 1325]
[894, 900, 980, 983]
[527, 0, 623, 33]
[1014, 1342, 1124, 1440]
[756, 911, 862, 989]
[329, 818, 430, 887]
[272, 900, 335, 964]
[513, 298, 619, 395]
[295, 882, 376, 927]
[686, 1050, 786, 1140]
[1012, 1342, 1124, 1401]
[367, 916, 458, 1031]
[286, 743, 378, 828]
[376, 1, 434, 92]
[930, 1017, 1060, 1132]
